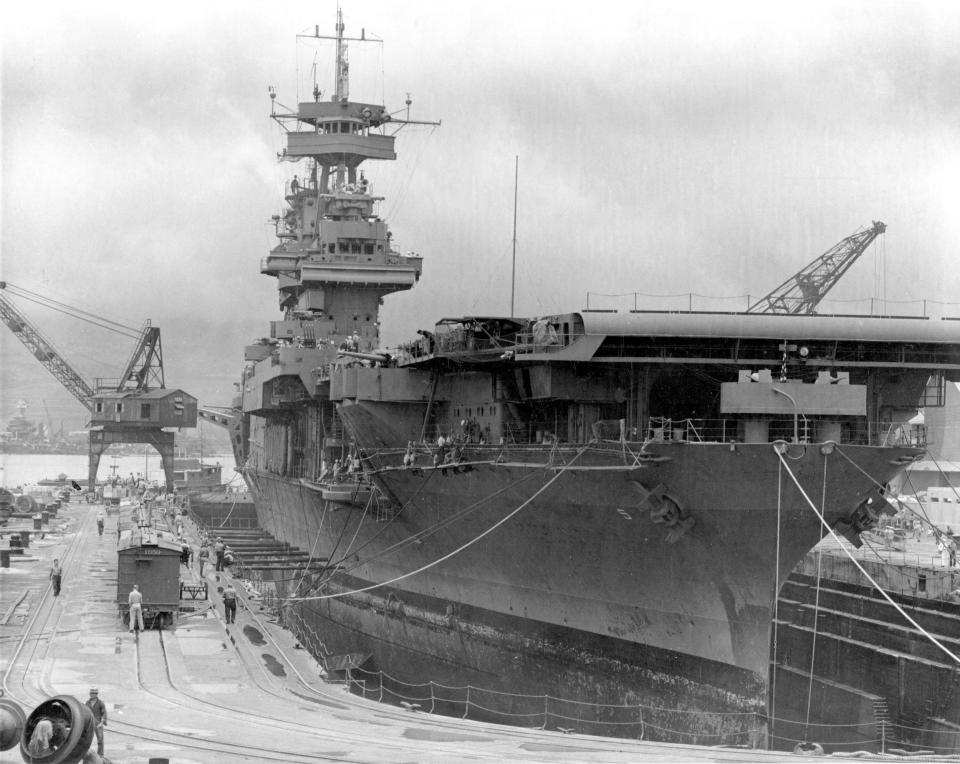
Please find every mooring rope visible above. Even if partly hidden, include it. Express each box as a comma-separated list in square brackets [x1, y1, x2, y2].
[802, 457, 829, 742]
[775, 446, 960, 666]
[315, 468, 541, 588]
[215, 488, 243, 529]
[287, 446, 589, 601]
[836, 445, 953, 546]
[292, 504, 329, 598]
[770, 458, 783, 738]
[925, 451, 960, 502]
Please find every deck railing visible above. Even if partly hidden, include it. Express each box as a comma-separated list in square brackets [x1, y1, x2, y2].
[412, 417, 926, 449]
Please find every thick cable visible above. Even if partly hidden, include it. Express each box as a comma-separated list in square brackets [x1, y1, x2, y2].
[3, 283, 140, 337]
[318, 467, 539, 586]
[802, 459, 828, 741]
[289, 447, 588, 601]
[925, 451, 960, 502]
[770, 459, 783, 739]
[775, 447, 960, 665]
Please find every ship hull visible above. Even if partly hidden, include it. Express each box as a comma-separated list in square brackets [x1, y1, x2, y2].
[244, 438, 913, 745]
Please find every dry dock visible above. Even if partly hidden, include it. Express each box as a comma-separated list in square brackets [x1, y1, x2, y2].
[0, 498, 956, 763]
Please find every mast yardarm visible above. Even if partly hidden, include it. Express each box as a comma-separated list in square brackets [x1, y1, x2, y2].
[259, 15, 439, 360]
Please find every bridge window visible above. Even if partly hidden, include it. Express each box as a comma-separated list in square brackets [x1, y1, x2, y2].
[140, 404, 151, 419]
[95, 402, 103, 413]
[115, 403, 123, 413]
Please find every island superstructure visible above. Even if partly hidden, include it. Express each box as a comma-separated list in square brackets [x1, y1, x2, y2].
[236, 14, 435, 487]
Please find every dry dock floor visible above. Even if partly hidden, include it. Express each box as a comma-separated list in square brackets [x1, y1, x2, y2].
[0, 499, 953, 763]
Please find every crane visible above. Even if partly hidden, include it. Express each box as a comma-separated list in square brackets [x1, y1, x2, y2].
[0, 285, 98, 409]
[746, 221, 886, 314]
[0, 281, 197, 490]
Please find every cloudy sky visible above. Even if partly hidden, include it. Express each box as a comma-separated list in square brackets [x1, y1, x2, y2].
[2, 0, 959, 433]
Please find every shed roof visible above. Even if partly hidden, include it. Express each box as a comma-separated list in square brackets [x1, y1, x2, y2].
[118, 528, 183, 552]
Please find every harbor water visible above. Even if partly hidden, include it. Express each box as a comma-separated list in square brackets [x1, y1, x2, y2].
[0, 451, 239, 489]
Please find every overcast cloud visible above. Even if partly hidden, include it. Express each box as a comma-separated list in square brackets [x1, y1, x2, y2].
[2, 0, 959, 431]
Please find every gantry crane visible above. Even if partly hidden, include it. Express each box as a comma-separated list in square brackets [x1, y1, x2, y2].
[0, 282, 197, 491]
[746, 221, 886, 314]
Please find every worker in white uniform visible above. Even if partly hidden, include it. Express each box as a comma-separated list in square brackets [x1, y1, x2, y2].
[128, 584, 144, 632]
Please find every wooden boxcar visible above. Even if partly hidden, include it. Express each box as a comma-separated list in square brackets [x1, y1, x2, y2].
[117, 527, 181, 629]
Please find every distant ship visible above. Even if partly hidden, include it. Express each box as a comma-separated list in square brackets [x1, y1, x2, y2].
[171, 458, 223, 494]
[0, 399, 86, 454]
[36, 473, 87, 488]
[215, 12, 960, 749]
[3, 399, 40, 441]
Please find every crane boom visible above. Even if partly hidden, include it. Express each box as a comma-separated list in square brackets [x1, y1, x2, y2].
[117, 322, 165, 392]
[0, 282, 97, 410]
[746, 221, 886, 314]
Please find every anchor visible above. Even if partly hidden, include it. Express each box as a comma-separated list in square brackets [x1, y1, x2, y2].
[832, 491, 895, 548]
[628, 480, 695, 544]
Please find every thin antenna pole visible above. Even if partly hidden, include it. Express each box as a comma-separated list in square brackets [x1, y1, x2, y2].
[335, 6, 345, 100]
[511, 156, 518, 318]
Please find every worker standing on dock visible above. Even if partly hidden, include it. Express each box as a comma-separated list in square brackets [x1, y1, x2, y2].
[198, 543, 210, 576]
[128, 584, 144, 632]
[96, 509, 105, 536]
[223, 582, 237, 624]
[214, 537, 225, 571]
[85, 687, 108, 758]
[49, 558, 62, 596]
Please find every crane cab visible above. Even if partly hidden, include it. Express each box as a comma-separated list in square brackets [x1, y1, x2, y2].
[90, 389, 197, 429]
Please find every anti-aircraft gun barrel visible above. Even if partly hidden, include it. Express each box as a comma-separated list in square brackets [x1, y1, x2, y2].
[337, 349, 392, 365]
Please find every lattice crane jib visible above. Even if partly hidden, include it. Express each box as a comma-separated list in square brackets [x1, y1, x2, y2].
[0, 284, 97, 411]
[117, 324, 165, 392]
[747, 221, 886, 314]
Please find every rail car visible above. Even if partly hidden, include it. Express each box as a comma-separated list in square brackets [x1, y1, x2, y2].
[102, 482, 123, 507]
[117, 526, 182, 629]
